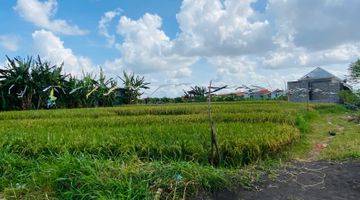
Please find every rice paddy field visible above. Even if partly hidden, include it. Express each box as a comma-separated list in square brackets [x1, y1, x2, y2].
[0, 101, 311, 199]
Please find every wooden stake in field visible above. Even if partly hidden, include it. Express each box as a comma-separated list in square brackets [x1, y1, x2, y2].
[207, 81, 227, 166]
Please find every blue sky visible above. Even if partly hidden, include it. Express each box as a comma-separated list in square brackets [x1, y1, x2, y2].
[0, 0, 265, 63]
[0, 0, 182, 62]
[0, 0, 359, 97]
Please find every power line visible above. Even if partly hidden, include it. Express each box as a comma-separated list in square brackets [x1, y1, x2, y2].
[146, 83, 193, 97]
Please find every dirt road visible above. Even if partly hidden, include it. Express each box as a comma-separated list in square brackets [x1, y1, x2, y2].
[211, 160, 360, 200]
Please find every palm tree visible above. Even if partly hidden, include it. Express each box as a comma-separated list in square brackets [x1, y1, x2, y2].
[184, 86, 207, 99]
[119, 71, 150, 104]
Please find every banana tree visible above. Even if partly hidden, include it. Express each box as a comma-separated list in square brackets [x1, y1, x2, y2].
[65, 68, 119, 107]
[71, 72, 98, 107]
[119, 71, 150, 104]
[0, 56, 34, 110]
[31, 56, 68, 109]
[92, 68, 118, 106]
[61, 76, 83, 108]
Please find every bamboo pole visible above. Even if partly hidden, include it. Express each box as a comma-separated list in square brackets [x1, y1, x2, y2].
[207, 80, 220, 166]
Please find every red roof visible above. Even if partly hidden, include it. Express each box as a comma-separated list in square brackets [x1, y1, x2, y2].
[259, 89, 270, 94]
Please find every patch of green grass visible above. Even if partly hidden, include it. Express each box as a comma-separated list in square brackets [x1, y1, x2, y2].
[286, 105, 360, 161]
[273, 110, 318, 160]
[1, 152, 254, 199]
[313, 103, 347, 114]
[319, 112, 360, 160]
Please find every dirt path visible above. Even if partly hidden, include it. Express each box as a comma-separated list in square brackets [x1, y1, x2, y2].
[210, 160, 360, 200]
[306, 116, 337, 161]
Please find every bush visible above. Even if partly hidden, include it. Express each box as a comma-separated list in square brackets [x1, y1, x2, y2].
[294, 110, 319, 134]
[339, 90, 360, 109]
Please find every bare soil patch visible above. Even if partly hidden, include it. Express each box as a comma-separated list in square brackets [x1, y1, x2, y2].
[206, 160, 360, 200]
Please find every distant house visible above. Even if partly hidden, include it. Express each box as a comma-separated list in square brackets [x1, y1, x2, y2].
[217, 87, 286, 100]
[217, 91, 246, 97]
[287, 67, 351, 103]
[248, 88, 271, 100]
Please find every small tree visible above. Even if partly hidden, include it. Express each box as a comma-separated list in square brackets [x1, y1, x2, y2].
[349, 59, 360, 83]
[119, 71, 150, 104]
[343, 59, 360, 108]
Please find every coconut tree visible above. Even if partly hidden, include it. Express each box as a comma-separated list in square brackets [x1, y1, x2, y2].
[183, 86, 207, 101]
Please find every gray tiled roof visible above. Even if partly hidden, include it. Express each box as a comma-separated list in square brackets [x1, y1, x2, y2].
[299, 67, 339, 80]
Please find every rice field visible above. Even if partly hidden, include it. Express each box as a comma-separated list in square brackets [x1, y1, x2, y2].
[0, 101, 309, 199]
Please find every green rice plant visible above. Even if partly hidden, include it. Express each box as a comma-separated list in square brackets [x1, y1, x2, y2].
[0, 101, 306, 199]
[0, 121, 299, 166]
[0, 101, 300, 120]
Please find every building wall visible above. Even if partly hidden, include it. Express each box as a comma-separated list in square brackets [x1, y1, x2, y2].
[310, 79, 341, 103]
[288, 78, 342, 103]
[288, 81, 308, 102]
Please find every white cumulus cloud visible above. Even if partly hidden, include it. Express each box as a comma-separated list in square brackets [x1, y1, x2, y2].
[98, 8, 122, 47]
[15, 0, 88, 35]
[267, 0, 360, 51]
[263, 43, 360, 69]
[32, 29, 93, 75]
[109, 13, 197, 75]
[101, 0, 360, 92]
[174, 0, 273, 57]
[16, 0, 357, 94]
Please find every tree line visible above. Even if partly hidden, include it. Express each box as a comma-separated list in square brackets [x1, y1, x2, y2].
[1, 56, 359, 111]
[0, 56, 149, 111]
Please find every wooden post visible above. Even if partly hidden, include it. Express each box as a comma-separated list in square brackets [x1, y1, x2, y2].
[207, 80, 220, 166]
[307, 88, 310, 111]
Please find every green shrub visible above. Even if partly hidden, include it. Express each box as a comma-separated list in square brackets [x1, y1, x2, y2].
[339, 90, 360, 109]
